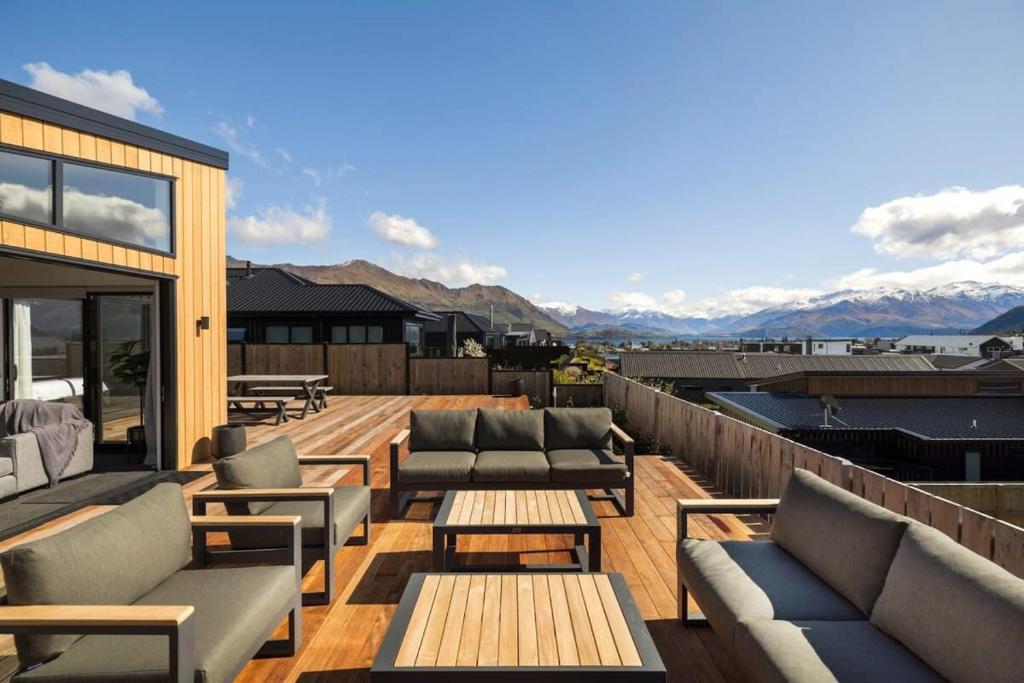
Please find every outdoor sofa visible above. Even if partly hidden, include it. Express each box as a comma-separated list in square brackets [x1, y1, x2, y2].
[193, 434, 372, 605]
[677, 468, 1024, 683]
[0, 482, 303, 683]
[389, 407, 635, 518]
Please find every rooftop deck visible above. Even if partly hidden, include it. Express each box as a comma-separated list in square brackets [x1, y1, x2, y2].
[0, 395, 757, 682]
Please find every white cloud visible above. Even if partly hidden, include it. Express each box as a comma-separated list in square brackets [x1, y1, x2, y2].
[23, 62, 162, 120]
[302, 167, 322, 187]
[535, 300, 579, 316]
[852, 185, 1024, 261]
[832, 253, 1024, 291]
[214, 120, 268, 167]
[369, 211, 438, 249]
[662, 289, 686, 305]
[683, 286, 823, 317]
[328, 163, 356, 179]
[225, 176, 244, 210]
[246, 114, 256, 128]
[229, 198, 331, 245]
[626, 271, 648, 283]
[275, 147, 293, 163]
[392, 253, 506, 286]
[608, 291, 661, 311]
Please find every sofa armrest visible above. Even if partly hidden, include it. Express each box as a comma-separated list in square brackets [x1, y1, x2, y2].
[298, 454, 371, 486]
[676, 498, 780, 539]
[390, 429, 410, 484]
[190, 515, 303, 580]
[2, 433, 47, 492]
[610, 422, 634, 476]
[0, 605, 195, 682]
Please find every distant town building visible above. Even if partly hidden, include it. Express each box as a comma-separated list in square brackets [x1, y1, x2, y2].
[895, 335, 1023, 358]
[739, 338, 854, 355]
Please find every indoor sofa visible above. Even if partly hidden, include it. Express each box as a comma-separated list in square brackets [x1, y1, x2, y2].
[0, 421, 93, 498]
[677, 468, 1024, 683]
[389, 407, 635, 517]
[0, 482, 303, 683]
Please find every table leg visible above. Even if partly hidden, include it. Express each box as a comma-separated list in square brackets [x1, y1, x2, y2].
[589, 526, 602, 572]
[433, 527, 446, 571]
[300, 382, 315, 419]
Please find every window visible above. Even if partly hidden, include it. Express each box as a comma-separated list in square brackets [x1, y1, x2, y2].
[227, 327, 247, 342]
[406, 323, 422, 356]
[62, 163, 172, 253]
[349, 326, 367, 343]
[0, 150, 53, 224]
[331, 326, 348, 343]
[290, 326, 313, 343]
[266, 326, 289, 343]
[368, 326, 384, 343]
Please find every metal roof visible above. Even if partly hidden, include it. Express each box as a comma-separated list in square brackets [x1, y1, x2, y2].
[227, 267, 439, 319]
[619, 351, 937, 380]
[709, 392, 1024, 441]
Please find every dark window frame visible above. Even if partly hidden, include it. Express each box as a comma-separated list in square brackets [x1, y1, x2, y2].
[0, 142, 176, 257]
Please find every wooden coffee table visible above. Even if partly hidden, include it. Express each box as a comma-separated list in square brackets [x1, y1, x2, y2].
[433, 490, 601, 572]
[371, 572, 666, 681]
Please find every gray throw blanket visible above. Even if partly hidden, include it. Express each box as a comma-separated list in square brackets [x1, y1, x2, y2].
[1, 400, 90, 487]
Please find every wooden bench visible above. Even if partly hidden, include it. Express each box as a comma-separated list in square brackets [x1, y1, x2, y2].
[227, 396, 290, 425]
[371, 572, 665, 681]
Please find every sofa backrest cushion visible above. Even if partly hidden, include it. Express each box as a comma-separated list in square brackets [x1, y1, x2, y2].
[871, 523, 1024, 683]
[476, 409, 544, 451]
[213, 435, 302, 514]
[0, 482, 192, 668]
[771, 469, 908, 615]
[409, 409, 477, 452]
[544, 407, 613, 450]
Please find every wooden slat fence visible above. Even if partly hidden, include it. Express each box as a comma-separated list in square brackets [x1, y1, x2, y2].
[553, 383, 604, 407]
[327, 344, 407, 395]
[491, 370, 552, 407]
[604, 372, 1024, 578]
[912, 483, 1024, 527]
[409, 358, 490, 394]
[244, 343, 323, 375]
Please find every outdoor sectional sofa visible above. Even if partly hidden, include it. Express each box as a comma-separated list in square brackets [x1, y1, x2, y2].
[390, 407, 635, 518]
[0, 482, 302, 683]
[677, 468, 1024, 683]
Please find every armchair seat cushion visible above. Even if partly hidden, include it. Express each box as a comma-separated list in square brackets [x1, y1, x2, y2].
[547, 449, 628, 483]
[0, 457, 13, 478]
[16, 566, 297, 683]
[265, 486, 371, 547]
[678, 539, 864, 645]
[398, 451, 476, 484]
[734, 620, 943, 683]
[473, 451, 550, 483]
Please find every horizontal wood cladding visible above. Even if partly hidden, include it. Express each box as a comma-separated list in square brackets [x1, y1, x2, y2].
[0, 109, 227, 468]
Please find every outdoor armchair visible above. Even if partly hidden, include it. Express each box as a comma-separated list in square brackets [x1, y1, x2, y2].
[196, 435, 371, 605]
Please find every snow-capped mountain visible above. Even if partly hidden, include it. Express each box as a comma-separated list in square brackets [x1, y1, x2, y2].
[538, 282, 1024, 338]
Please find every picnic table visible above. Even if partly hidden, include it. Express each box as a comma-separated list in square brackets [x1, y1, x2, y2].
[227, 374, 328, 420]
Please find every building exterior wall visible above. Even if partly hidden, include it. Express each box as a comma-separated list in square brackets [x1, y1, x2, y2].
[0, 110, 226, 468]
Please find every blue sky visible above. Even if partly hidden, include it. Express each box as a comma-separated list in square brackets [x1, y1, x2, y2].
[3, 1, 1024, 317]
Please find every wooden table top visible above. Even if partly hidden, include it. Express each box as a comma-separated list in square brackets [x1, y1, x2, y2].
[392, 573, 646, 669]
[439, 490, 594, 528]
[227, 374, 327, 383]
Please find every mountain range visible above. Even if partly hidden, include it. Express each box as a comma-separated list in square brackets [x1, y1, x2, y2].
[539, 282, 1024, 338]
[226, 256, 571, 335]
[972, 306, 1024, 335]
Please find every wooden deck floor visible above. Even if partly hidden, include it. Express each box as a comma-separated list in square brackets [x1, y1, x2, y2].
[0, 395, 755, 682]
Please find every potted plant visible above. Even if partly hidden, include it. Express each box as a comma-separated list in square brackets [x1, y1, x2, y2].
[108, 339, 150, 460]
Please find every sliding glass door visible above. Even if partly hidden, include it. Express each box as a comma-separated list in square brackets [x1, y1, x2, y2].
[91, 295, 154, 447]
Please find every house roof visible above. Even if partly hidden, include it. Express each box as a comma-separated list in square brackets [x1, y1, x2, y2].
[925, 354, 992, 370]
[428, 311, 499, 334]
[898, 335, 1010, 347]
[619, 351, 937, 380]
[227, 267, 440, 319]
[708, 392, 1024, 441]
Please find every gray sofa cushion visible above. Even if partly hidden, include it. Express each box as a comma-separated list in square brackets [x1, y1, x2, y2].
[1, 483, 192, 668]
[678, 539, 864, 644]
[228, 486, 371, 549]
[213, 435, 303, 515]
[734, 620, 943, 683]
[771, 468, 908, 615]
[547, 449, 627, 483]
[409, 409, 477, 452]
[544, 408, 613, 450]
[398, 451, 476, 483]
[16, 566, 297, 683]
[473, 451, 550, 483]
[870, 523, 1024, 683]
[476, 409, 544, 451]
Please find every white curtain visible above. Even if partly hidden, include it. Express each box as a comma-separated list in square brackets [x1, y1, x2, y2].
[12, 302, 33, 399]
